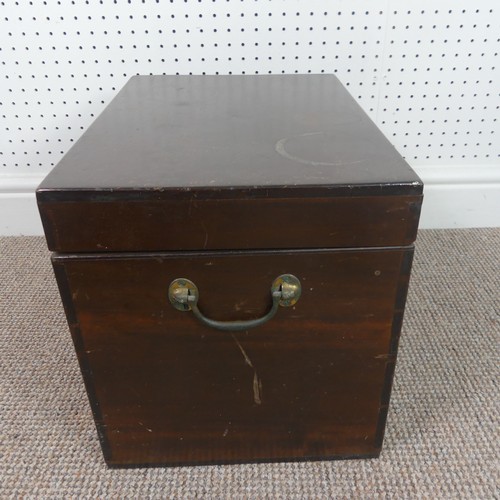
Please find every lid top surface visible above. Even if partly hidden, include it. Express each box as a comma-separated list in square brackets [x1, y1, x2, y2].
[39, 75, 422, 194]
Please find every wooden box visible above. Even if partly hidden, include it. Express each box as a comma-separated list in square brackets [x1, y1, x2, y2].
[37, 75, 423, 467]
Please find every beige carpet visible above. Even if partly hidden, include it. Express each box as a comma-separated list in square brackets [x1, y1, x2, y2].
[1, 229, 498, 498]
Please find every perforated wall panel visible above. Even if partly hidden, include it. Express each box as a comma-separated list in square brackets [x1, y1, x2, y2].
[1, 0, 498, 174]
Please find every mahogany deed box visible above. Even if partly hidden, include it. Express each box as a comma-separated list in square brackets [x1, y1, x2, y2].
[37, 75, 423, 467]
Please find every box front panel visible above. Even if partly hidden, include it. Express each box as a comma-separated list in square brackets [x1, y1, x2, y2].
[39, 194, 422, 253]
[53, 247, 412, 466]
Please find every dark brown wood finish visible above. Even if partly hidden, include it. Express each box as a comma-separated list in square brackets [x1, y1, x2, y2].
[37, 75, 422, 253]
[39, 75, 423, 467]
[53, 246, 413, 466]
[37, 75, 421, 193]
[40, 195, 422, 253]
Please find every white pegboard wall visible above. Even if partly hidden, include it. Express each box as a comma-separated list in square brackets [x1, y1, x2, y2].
[0, 0, 498, 176]
[378, 4, 499, 164]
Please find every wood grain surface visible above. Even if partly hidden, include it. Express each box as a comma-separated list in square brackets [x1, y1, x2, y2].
[37, 75, 422, 253]
[53, 246, 413, 466]
[39, 195, 422, 252]
[37, 75, 422, 193]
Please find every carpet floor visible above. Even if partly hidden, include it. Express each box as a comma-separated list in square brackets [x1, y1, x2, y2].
[1, 229, 498, 498]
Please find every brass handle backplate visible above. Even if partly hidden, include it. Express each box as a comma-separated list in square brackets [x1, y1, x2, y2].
[168, 274, 301, 332]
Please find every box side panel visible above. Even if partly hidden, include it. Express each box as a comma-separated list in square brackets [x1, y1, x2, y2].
[51, 260, 112, 464]
[53, 247, 411, 466]
[374, 247, 415, 449]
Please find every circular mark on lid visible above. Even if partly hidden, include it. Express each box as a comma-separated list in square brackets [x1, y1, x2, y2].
[275, 132, 364, 167]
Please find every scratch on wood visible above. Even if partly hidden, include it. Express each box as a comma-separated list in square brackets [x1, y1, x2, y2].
[231, 334, 262, 405]
[232, 334, 253, 368]
[375, 354, 391, 360]
[138, 421, 153, 432]
[200, 220, 209, 249]
[253, 372, 262, 405]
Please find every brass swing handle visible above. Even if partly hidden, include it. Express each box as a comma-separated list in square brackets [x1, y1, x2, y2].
[168, 274, 301, 332]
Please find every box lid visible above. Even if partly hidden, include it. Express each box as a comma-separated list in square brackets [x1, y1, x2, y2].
[37, 75, 423, 253]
